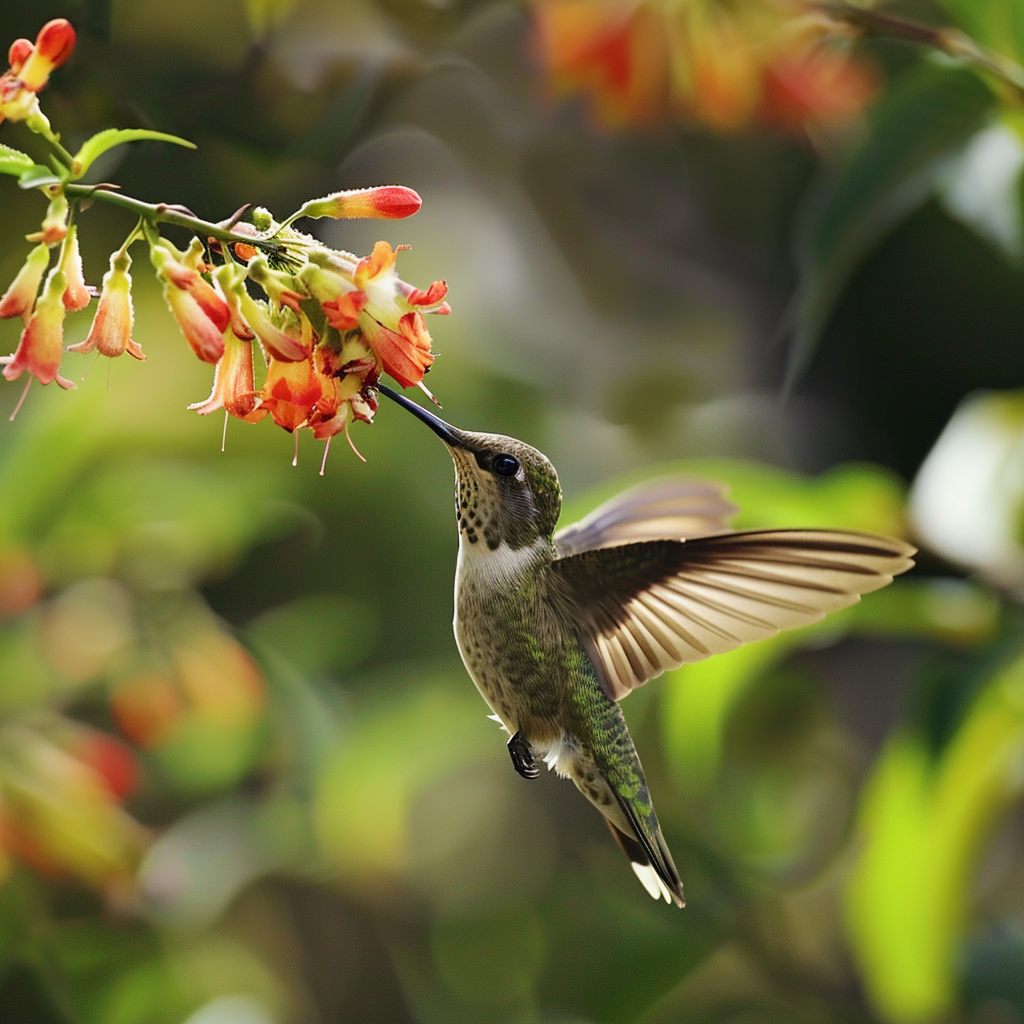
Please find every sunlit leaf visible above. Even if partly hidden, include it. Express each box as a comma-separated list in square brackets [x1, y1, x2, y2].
[71, 129, 196, 180]
[845, 647, 1024, 1023]
[784, 62, 994, 391]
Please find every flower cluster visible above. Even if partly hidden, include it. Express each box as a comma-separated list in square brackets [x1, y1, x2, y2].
[0, 19, 450, 469]
[531, 0, 876, 132]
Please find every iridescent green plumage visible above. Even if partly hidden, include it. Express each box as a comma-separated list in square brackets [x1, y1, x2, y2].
[378, 385, 915, 907]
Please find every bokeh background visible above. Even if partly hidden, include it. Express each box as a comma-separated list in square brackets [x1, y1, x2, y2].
[1, 0, 1024, 1022]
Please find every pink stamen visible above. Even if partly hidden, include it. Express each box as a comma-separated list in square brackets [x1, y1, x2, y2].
[221, 410, 229, 453]
[344, 421, 366, 463]
[292, 430, 299, 467]
[9, 377, 31, 421]
[319, 436, 332, 477]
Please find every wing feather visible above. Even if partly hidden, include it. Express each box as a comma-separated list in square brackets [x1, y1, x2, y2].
[550, 529, 915, 700]
[554, 476, 738, 557]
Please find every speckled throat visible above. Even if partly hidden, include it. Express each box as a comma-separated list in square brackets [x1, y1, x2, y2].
[450, 447, 545, 551]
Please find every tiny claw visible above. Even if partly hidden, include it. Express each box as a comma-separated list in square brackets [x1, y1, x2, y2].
[507, 731, 540, 780]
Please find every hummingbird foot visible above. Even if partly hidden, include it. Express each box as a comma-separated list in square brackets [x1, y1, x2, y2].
[507, 732, 540, 780]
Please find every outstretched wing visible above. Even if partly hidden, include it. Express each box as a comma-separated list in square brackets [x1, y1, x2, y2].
[554, 476, 738, 557]
[550, 530, 916, 700]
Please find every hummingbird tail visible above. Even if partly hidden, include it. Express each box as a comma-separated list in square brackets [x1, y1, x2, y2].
[609, 797, 685, 908]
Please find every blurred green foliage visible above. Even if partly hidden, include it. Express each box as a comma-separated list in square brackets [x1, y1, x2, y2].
[1, 1, 1024, 1023]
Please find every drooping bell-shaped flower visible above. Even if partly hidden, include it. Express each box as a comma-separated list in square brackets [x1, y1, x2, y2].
[59, 225, 92, 311]
[67, 251, 143, 360]
[188, 329, 266, 422]
[1, 267, 75, 388]
[0, 243, 50, 322]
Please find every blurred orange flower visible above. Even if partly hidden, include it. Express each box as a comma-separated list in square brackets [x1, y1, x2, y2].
[531, 0, 876, 132]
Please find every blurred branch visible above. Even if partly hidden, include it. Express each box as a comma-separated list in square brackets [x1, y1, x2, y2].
[821, 0, 1024, 98]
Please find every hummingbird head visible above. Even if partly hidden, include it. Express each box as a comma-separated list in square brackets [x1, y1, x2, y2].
[378, 385, 562, 550]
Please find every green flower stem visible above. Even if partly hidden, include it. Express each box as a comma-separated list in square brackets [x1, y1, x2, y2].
[62, 182, 285, 257]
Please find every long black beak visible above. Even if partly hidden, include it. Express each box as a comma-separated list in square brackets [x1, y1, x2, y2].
[377, 383, 465, 447]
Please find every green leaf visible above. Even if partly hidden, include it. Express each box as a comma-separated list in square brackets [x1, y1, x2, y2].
[17, 166, 61, 190]
[71, 128, 196, 180]
[845, 647, 1024, 1023]
[784, 62, 995, 391]
[0, 143, 36, 178]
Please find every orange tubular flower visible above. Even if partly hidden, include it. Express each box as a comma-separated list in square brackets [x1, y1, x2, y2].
[0, 243, 50, 321]
[362, 311, 435, 389]
[67, 252, 143, 360]
[260, 355, 322, 432]
[1, 268, 74, 389]
[59, 225, 91, 311]
[151, 244, 227, 364]
[188, 330, 266, 422]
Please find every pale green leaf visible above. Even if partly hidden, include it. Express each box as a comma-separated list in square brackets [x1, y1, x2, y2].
[71, 128, 196, 180]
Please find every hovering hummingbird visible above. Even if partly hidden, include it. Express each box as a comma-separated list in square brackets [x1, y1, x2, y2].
[378, 384, 915, 907]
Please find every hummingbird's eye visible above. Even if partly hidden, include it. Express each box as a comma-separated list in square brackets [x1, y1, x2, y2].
[492, 454, 520, 477]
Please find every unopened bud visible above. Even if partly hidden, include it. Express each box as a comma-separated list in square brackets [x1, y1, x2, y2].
[19, 19, 76, 92]
[294, 185, 422, 222]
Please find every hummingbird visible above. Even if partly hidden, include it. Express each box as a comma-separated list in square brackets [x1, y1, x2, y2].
[378, 384, 915, 907]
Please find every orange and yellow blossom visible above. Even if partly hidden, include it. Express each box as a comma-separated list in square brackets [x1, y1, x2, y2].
[151, 243, 228, 364]
[260, 354, 322, 432]
[188, 329, 266, 422]
[0, 243, 50, 322]
[1, 267, 74, 389]
[67, 251, 143, 360]
[308, 240, 446, 389]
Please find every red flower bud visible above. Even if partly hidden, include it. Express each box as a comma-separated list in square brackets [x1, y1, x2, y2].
[296, 185, 422, 222]
[19, 19, 76, 92]
[8, 39, 33, 74]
